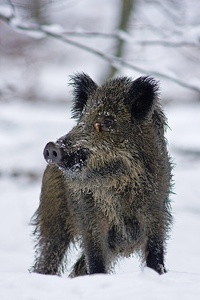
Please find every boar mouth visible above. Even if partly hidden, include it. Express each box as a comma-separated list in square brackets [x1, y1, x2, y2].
[61, 148, 89, 172]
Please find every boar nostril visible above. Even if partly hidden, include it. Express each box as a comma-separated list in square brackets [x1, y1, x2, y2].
[52, 150, 57, 158]
[45, 149, 50, 157]
[43, 142, 62, 163]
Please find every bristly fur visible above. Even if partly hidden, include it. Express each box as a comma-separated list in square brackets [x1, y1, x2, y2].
[32, 73, 173, 277]
[126, 76, 160, 121]
[69, 73, 98, 120]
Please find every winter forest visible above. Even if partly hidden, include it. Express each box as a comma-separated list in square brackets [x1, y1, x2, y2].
[0, 0, 200, 299]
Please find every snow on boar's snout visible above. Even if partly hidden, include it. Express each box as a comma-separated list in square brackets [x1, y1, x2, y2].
[43, 139, 89, 172]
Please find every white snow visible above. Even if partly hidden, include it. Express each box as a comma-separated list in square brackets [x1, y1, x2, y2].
[10, 18, 46, 39]
[0, 100, 200, 299]
[0, 4, 13, 18]
[42, 24, 65, 35]
[1, 270, 200, 300]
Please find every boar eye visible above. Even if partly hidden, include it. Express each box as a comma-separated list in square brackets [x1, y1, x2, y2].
[102, 117, 114, 128]
[94, 117, 114, 133]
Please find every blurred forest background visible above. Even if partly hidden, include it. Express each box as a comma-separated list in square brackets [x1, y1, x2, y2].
[1, 0, 200, 103]
[0, 0, 200, 181]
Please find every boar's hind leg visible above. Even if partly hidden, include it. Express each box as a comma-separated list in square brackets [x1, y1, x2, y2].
[69, 253, 88, 278]
[32, 164, 73, 275]
[145, 235, 166, 275]
[69, 248, 106, 277]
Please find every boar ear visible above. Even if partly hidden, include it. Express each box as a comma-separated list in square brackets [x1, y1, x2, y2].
[126, 76, 159, 121]
[70, 73, 98, 119]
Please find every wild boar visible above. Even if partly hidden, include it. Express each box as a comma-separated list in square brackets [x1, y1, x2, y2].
[32, 73, 173, 276]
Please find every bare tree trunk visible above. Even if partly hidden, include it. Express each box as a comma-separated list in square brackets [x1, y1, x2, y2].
[107, 0, 135, 79]
[14, 0, 48, 24]
[30, 0, 48, 24]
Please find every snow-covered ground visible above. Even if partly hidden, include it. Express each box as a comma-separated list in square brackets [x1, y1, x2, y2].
[0, 99, 200, 299]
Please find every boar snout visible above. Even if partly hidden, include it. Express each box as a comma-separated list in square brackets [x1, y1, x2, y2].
[43, 141, 89, 171]
[43, 142, 62, 164]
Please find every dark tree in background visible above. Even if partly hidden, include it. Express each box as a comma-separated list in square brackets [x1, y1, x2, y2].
[107, 0, 135, 79]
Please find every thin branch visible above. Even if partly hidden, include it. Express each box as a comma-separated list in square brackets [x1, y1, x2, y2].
[60, 31, 200, 48]
[1, 9, 199, 49]
[0, 12, 200, 93]
[132, 39, 200, 48]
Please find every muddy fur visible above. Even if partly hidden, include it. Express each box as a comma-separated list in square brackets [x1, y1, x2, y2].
[32, 73, 173, 276]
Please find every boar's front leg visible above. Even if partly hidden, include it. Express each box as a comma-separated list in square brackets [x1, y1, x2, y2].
[85, 239, 107, 274]
[32, 164, 74, 275]
[78, 192, 108, 275]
